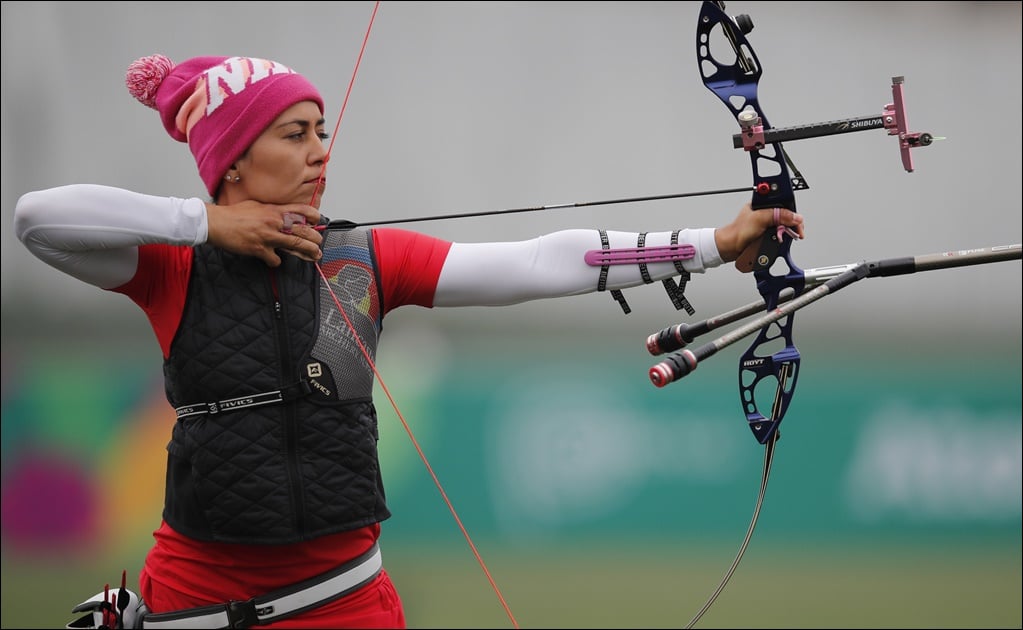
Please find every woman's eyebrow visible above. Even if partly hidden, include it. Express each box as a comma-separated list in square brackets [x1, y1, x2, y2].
[275, 117, 326, 130]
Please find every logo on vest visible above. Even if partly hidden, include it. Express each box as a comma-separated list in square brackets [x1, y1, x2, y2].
[307, 362, 333, 397]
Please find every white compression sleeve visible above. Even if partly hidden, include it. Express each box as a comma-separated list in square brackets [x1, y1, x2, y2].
[433, 227, 721, 307]
[14, 184, 208, 289]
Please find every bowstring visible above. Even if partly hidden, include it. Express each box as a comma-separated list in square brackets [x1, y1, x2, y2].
[308, 2, 519, 627]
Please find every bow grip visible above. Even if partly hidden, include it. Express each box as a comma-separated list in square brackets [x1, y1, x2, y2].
[734, 226, 786, 274]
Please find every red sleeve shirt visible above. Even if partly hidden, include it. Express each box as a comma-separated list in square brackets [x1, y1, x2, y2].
[112, 243, 194, 358]
[370, 227, 452, 313]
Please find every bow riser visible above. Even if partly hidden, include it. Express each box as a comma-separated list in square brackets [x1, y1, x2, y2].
[697, 1, 804, 443]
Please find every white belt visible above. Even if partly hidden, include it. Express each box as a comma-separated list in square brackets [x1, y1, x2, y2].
[140, 543, 382, 629]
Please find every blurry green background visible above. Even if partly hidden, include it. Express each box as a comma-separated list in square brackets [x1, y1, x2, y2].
[2, 1, 1021, 628]
[2, 332, 1020, 628]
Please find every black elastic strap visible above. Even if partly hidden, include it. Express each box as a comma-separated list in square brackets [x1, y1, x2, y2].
[175, 380, 311, 420]
[662, 230, 695, 315]
[636, 232, 653, 285]
[597, 230, 631, 314]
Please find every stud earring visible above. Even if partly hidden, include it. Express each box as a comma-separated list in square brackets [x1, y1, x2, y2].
[233, 176, 241, 183]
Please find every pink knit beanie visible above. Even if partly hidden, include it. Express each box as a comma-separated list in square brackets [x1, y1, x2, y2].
[125, 54, 324, 196]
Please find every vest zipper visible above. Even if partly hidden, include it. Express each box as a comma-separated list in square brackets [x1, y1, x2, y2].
[269, 268, 307, 535]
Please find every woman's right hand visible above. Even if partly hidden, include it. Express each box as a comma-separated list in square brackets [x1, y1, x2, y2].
[205, 201, 323, 266]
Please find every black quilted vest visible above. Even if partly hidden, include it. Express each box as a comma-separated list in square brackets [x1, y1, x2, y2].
[162, 227, 391, 544]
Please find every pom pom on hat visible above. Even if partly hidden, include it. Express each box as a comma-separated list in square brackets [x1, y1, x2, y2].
[125, 54, 174, 109]
[124, 54, 324, 196]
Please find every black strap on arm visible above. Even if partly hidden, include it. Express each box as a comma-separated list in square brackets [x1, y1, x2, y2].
[636, 232, 653, 284]
[597, 229, 631, 314]
[662, 230, 695, 315]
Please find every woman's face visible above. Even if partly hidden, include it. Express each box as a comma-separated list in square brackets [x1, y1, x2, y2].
[230, 100, 329, 208]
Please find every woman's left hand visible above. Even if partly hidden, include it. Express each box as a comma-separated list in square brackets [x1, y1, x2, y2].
[715, 203, 805, 270]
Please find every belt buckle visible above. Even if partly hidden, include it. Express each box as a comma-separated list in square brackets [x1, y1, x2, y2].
[225, 600, 260, 628]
